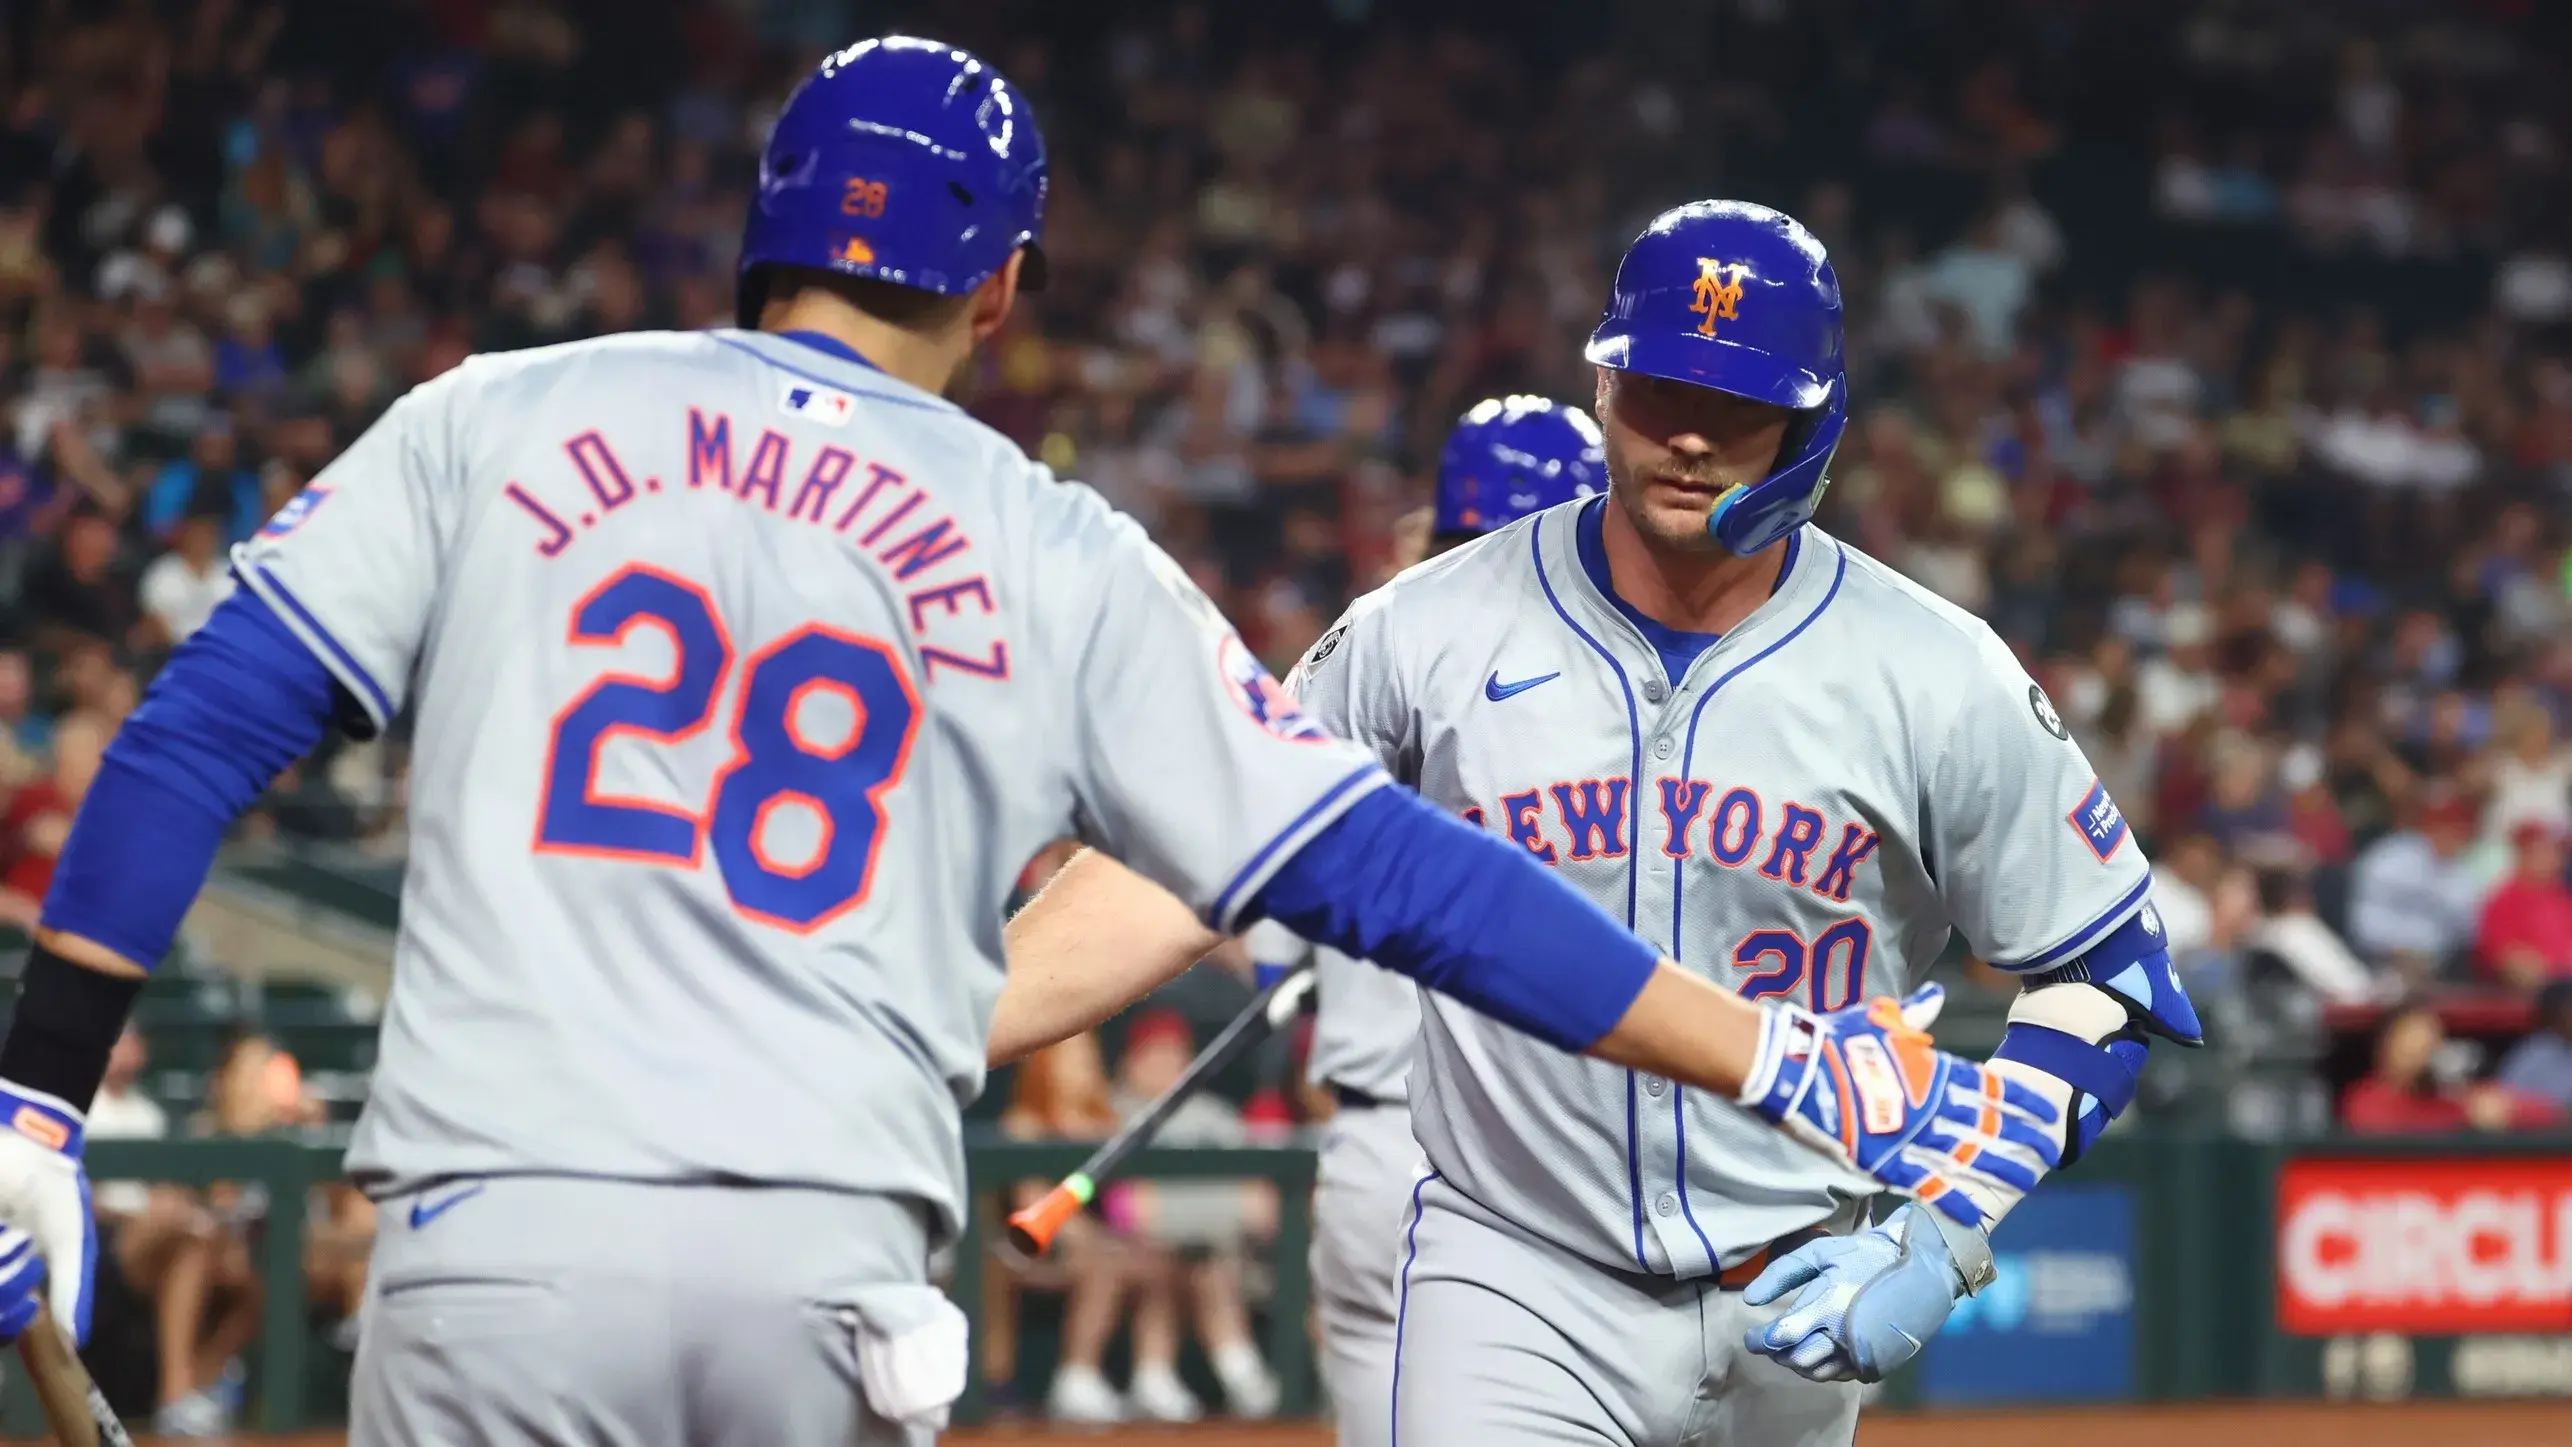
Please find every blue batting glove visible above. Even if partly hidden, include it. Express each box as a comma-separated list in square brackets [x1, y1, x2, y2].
[1739, 985, 2060, 1229]
[0, 1082, 98, 1345]
[1743, 1203, 1964, 1383]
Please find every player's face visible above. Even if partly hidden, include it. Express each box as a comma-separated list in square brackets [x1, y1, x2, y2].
[1594, 368, 1792, 553]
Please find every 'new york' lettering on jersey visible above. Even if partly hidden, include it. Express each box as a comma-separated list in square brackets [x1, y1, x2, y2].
[1292, 497, 2149, 1281]
[229, 330, 1385, 1241]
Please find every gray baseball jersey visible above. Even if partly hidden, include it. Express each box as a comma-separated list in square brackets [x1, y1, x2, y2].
[1291, 498, 2150, 1279]
[231, 329, 1385, 1239]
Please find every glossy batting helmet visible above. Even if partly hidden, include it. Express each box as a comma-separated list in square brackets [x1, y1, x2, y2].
[1584, 200, 1846, 557]
[737, 37, 1049, 328]
[1433, 396, 1607, 537]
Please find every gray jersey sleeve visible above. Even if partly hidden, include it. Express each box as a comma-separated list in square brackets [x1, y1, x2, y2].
[1287, 595, 1412, 780]
[1036, 488, 1387, 930]
[1925, 633, 2154, 972]
[231, 366, 469, 734]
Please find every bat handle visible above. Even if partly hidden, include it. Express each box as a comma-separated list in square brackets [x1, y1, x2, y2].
[17, 1317, 127, 1447]
[1005, 1171, 1096, 1257]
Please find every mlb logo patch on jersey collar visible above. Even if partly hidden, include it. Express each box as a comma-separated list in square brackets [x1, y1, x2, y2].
[780, 381, 855, 426]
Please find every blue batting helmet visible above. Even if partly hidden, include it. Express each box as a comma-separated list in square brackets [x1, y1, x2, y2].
[1584, 200, 1847, 557]
[737, 37, 1049, 328]
[1433, 396, 1607, 537]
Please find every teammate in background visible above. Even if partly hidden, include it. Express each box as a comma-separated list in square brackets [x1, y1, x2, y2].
[1242, 396, 1606, 1445]
[0, 42, 2051, 1445]
[996, 200, 2195, 1447]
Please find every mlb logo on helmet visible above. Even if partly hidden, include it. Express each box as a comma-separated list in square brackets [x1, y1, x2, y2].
[1690, 258, 1748, 337]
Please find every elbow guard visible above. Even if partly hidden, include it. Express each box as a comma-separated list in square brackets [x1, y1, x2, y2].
[1990, 901, 2198, 1164]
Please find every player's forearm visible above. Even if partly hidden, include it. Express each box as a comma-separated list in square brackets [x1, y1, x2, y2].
[990, 848, 1221, 1066]
[1585, 962, 1764, 1095]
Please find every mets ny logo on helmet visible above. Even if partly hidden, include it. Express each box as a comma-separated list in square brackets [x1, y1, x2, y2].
[1691, 258, 1748, 337]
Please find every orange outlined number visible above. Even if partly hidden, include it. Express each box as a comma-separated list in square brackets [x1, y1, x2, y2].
[841, 178, 888, 217]
[534, 564, 919, 929]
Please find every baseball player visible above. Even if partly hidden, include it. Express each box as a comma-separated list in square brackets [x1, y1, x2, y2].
[1245, 397, 1607, 1444]
[1000, 199, 2195, 1447]
[0, 43, 2047, 1447]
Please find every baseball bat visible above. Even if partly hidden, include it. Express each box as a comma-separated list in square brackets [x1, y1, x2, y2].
[17, 1315, 132, 1447]
[1006, 966, 1315, 1256]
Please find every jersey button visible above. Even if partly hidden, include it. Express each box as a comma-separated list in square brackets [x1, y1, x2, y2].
[1643, 680, 1669, 703]
[1656, 1192, 1679, 1218]
[1652, 738, 1673, 760]
[1644, 1075, 1666, 1097]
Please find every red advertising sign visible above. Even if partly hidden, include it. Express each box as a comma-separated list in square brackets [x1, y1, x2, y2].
[2276, 1156, 2572, 1336]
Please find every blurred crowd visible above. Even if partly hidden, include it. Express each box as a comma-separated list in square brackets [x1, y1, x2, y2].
[3, 0, 2572, 1425]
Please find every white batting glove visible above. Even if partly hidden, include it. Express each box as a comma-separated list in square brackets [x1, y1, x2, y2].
[0, 1082, 98, 1345]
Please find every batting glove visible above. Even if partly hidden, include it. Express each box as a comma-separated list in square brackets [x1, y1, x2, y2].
[0, 1082, 97, 1345]
[1742, 1202, 1963, 1383]
[1739, 985, 2059, 1229]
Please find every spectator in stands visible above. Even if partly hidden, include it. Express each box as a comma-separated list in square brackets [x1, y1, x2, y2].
[2348, 789, 2485, 982]
[994, 1031, 1167, 1427]
[2495, 980, 2572, 1112]
[0, 706, 109, 926]
[1104, 1009, 1281, 1422]
[20, 508, 136, 652]
[2245, 866, 2378, 1005]
[2483, 694, 2572, 846]
[2342, 1001, 2557, 1134]
[141, 420, 258, 544]
[136, 510, 235, 650]
[83, 1025, 254, 1435]
[2476, 821, 2572, 992]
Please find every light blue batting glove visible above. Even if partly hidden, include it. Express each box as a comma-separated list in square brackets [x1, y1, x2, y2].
[1742, 1202, 1965, 1383]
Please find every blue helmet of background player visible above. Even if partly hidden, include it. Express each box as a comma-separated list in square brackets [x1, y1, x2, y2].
[736, 37, 1049, 328]
[1433, 396, 1607, 539]
[1584, 200, 1847, 558]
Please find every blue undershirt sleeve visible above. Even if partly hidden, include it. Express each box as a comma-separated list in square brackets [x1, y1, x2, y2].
[1247, 786, 1659, 1052]
[41, 590, 341, 967]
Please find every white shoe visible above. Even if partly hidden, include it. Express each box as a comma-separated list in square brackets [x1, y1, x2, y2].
[1213, 1342, 1281, 1418]
[1129, 1361, 1204, 1423]
[153, 1389, 231, 1437]
[1046, 1363, 1127, 1424]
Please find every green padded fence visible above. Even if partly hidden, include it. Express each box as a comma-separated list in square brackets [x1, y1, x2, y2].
[12, 1129, 2562, 1433]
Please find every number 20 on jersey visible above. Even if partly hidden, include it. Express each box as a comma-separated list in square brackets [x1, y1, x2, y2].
[532, 564, 920, 932]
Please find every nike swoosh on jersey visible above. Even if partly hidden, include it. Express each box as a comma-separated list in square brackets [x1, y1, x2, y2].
[1484, 671, 1561, 702]
[407, 1183, 487, 1230]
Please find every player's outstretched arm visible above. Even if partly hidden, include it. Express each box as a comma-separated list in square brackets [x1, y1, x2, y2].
[1247, 786, 2057, 1227]
[988, 848, 1221, 1066]
[0, 591, 339, 1348]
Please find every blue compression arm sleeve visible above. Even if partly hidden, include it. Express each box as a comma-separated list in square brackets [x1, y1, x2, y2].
[42, 591, 339, 966]
[1248, 787, 1659, 1052]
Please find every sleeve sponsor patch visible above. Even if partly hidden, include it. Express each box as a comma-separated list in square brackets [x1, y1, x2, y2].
[259, 484, 334, 538]
[2068, 777, 2129, 862]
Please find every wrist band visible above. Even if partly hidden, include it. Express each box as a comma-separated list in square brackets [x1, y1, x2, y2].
[0, 943, 143, 1111]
